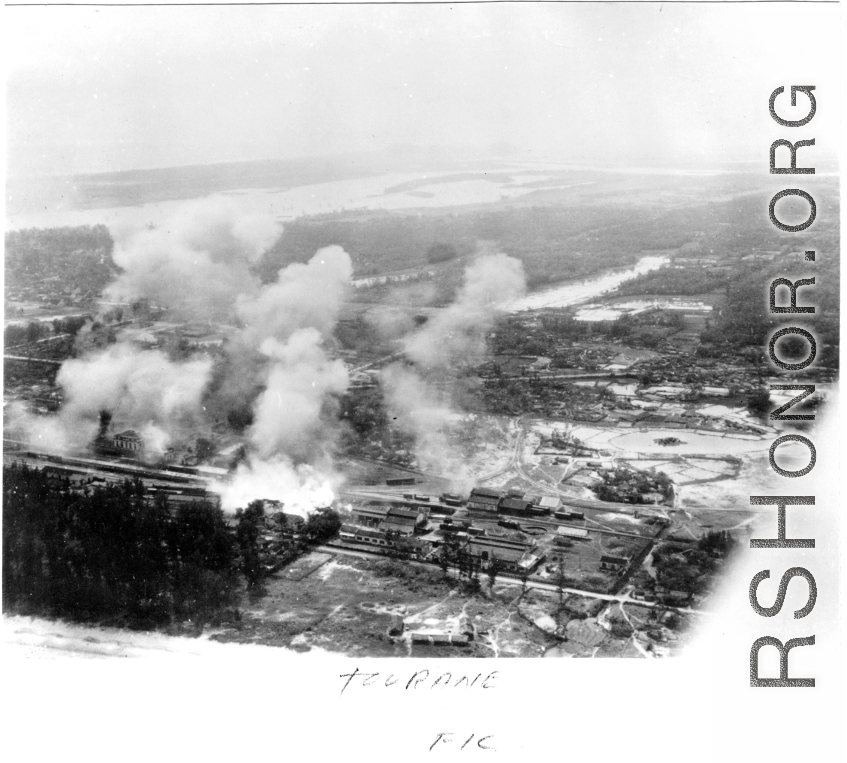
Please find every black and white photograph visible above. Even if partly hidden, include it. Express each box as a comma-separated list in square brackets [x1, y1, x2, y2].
[2, 0, 843, 757]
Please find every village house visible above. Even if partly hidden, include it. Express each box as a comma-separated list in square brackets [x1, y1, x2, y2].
[599, 554, 630, 573]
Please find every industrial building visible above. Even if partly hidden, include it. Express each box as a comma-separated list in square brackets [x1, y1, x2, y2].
[467, 487, 502, 512]
[350, 505, 428, 535]
[113, 429, 143, 452]
[382, 506, 428, 535]
[465, 534, 542, 573]
[556, 525, 589, 540]
[498, 496, 534, 515]
[535, 495, 561, 512]
[351, 505, 390, 528]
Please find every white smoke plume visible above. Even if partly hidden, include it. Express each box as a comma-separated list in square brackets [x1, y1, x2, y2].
[215, 246, 354, 513]
[404, 250, 526, 369]
[207, 244, 354, 418]
[219, 457, 340, 518]
[382, 251, 525, 488]
[105, 196, 281, 320]
[250, 330, 349, 461]
[235, 244, 353, 347]
[5, 401, 91, 455]
[18, 195, 353, 517]
[10, 344, 213, 455]
[362, 306, 417, 342]
[381, 364, 473, 492]
[139, 423, 172, 460]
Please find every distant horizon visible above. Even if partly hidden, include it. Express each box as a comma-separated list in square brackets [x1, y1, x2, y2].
[8, 145, 841, 184]
[7, 4, 840, 180]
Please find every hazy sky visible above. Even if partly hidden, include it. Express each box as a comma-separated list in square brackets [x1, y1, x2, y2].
[6, 2, 841, 177]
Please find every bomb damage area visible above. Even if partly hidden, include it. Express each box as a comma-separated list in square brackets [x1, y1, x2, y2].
[3, 167, 839, 658]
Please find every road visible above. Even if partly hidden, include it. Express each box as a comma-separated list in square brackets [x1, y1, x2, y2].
[4, 354, 63, 365]
[5, 333, 74, 352]
[316, 542, 707, 616]
[348, 350, 404, 374]
[474, 414, 655, 516]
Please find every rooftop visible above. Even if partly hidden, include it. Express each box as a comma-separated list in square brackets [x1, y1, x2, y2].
[499, 497, 532, 511]
[352, 506, 389, 519]
[114, 429, 141, 440]
[387, 507, 420, 520]
[470, 487, 502, 499]
[557, 526, 589, 538]
[600, 555, 630, 565]
[537, 496, 561, 509]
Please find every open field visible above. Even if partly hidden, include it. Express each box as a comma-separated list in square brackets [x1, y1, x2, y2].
[208, 550, 687, 658]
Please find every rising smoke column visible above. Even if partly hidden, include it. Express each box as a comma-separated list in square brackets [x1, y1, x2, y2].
[13, 197, 354, 516]
[217, 246, 354, 515]
[10, 343, 213, 456]
[382, 251, 526, 488]
[404, 251, 526, 369]
[249, 330, 349, 462]
[235, 244, 352, 348]
[105, 196, 281, 320]
[9, 198, 271, 453]
[381, 363, 474, 491]
[104, 198, 355, 514]
[206, 240, 355, 422]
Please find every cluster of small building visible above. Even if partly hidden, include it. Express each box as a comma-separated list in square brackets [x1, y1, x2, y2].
[466, 486, 585, 523]
[250, 503, 310, 572]
[338, 485, 605, 577]
[340, 505, 433, 558]
[340, 499, 545, 573]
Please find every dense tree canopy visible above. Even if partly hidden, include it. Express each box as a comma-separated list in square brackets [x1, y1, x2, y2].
[3, 464, 238, 627]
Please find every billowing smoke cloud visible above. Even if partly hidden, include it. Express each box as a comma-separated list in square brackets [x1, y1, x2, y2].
[382, 251, 525, 488]
[207, 245, 354, 420]
[219, 459, 340, 519]
[381, 364, 473, 492]
[363, 306, 417, 342]
[236, 245, 353, 347]
[404, 251, 526, 368]
[17, 195, 354, 516]
[10, 344, 213, 455]
[105, 196, 281, 320]
[250, 330, 349, 461]
[216, 246, 354, 513]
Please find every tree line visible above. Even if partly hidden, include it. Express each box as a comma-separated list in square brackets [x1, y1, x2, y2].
[3, 464, 238, 628]
[2, 464, 343, 629]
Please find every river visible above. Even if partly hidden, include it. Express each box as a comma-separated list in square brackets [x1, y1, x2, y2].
[7, 168, 557, 231]
[503, 255, 669, 312]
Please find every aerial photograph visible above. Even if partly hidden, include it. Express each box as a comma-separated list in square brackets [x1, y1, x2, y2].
[3, 3, 839, 659]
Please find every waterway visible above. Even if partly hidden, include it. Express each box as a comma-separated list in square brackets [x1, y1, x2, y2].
[503, 255, 669, 312]
[7, 168, 555, 230]
[574, 298, 712, 322]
